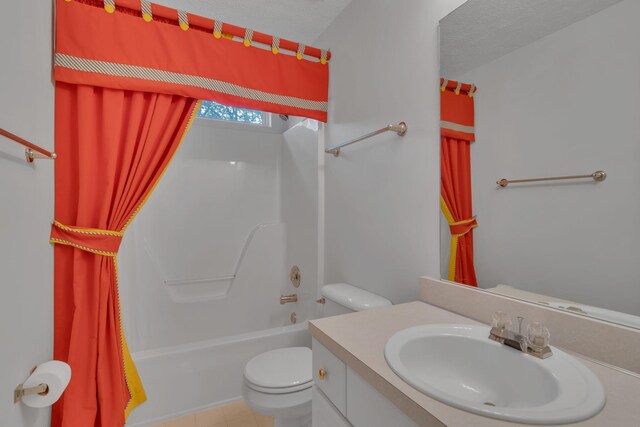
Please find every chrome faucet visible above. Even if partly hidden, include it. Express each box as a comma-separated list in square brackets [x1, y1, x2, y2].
[488, 312, 552, 359]
[280, 294, 298, 305]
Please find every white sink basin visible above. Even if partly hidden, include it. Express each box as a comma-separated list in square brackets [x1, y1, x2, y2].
[385, 324, 605, 424]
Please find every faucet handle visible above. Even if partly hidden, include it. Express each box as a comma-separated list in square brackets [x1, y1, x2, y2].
[517, 316, 524, 335]
[527, 321, 550, 352]
[492, 311, 512, 331]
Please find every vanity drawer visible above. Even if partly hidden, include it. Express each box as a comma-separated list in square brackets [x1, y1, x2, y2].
[312, 338, 347, 416]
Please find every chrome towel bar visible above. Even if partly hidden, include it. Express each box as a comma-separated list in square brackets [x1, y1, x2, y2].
[0, 127, 57, 163]
[497, 170, 607, 187]
[325, 122, 407, 157]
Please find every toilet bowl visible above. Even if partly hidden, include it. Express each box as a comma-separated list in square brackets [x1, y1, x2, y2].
[243, 283, 391, 427]
[242, 347, 313, 427]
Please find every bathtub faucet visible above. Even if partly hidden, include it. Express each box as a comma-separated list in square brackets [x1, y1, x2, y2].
[280, 294, 298, 305]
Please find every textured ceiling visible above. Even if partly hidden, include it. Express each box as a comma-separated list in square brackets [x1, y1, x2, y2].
[153, 0, 351, 45]
[440, 0, 624, 76]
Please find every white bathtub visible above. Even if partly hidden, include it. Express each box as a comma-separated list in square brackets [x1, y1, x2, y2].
[125, 322, 311, 426]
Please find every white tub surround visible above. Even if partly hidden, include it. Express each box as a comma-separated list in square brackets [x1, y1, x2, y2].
[119, 118, 321, 351]
[309, 302, 640, 427]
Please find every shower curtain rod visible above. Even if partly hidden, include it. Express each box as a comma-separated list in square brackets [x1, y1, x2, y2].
[0, 127, 57, 162]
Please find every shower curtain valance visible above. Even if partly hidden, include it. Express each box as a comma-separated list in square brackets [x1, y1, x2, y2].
[440, 78, 476, 142]
[55, 0, 330, 121]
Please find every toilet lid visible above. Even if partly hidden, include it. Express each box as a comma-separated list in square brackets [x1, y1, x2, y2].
[244, 347, 312, 391]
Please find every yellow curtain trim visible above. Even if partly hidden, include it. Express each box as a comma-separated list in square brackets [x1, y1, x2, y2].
[440, 196, 458, 281]
[450, 217, 475, 226]
[441, 196, 478, 281]
[114, 257, 147, 418]
[440, 195, 455, 225]
[448, 235, 459, 281]
[49, 238, 117, 257]
[121, 100, 203, 233]
[450, 216, 478, 238]
[53, 220, 124, 237]
[452, 223, 478, 238]
[122, 332, 146, 418]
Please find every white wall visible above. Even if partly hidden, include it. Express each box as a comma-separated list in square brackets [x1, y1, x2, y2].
[459, 0, 640, 315]
[0, 1, 54, 426]
[317, 0, 467, 304]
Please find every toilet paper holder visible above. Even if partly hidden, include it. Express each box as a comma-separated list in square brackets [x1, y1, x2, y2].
[14, 366, 49, 404]
[14, 383, 49, 404]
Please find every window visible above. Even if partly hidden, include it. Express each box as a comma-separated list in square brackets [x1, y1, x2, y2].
[197, 100, 267, 125]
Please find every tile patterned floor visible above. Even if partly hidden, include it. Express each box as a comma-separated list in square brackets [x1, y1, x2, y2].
[152, 400, 274, 427]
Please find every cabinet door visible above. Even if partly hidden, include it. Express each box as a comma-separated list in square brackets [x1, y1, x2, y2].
[312, 338, 347, 416]
[346, 367, 421, 427]
[312, 386, 351, 427]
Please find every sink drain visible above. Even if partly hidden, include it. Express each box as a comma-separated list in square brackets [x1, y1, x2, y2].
[483, 402, 496, 407]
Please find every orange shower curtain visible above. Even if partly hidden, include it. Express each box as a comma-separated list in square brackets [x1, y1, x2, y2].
[51, 82, 199, 427]
[440, 79, 478, 286]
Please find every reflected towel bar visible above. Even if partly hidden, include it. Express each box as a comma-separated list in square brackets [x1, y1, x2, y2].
[0, 127, 57, 163]
[325, 122, 407, 157]
[497, 170, 607, 187]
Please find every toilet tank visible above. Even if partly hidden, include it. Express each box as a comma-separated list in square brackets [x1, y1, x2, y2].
[320, 283, 392, 317]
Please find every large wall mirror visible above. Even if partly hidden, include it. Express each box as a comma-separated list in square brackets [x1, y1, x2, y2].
[439, 0, 639, 329]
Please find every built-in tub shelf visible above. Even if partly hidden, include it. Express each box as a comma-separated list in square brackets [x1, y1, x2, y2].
[143, 222, 285, 303]
[164, 275, 236, 303]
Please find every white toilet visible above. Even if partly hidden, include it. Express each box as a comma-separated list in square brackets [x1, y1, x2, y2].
[242, 283, 391, 427]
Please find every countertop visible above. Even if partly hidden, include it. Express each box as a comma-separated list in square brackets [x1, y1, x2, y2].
[309, 301, 640, 427]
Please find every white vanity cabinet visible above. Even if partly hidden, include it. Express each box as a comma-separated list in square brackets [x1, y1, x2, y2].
[311, 338, 419, 427]
[312, 386, 351, 427]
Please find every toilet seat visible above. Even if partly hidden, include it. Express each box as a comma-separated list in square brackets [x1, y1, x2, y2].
[244, 347, 312, 394]
[246, 380, 313, 394]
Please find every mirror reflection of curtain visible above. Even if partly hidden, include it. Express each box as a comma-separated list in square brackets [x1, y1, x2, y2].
[440, 79, 478, 286]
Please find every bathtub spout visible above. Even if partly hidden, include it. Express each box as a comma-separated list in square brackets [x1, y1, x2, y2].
[280, 294, 298, 305]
